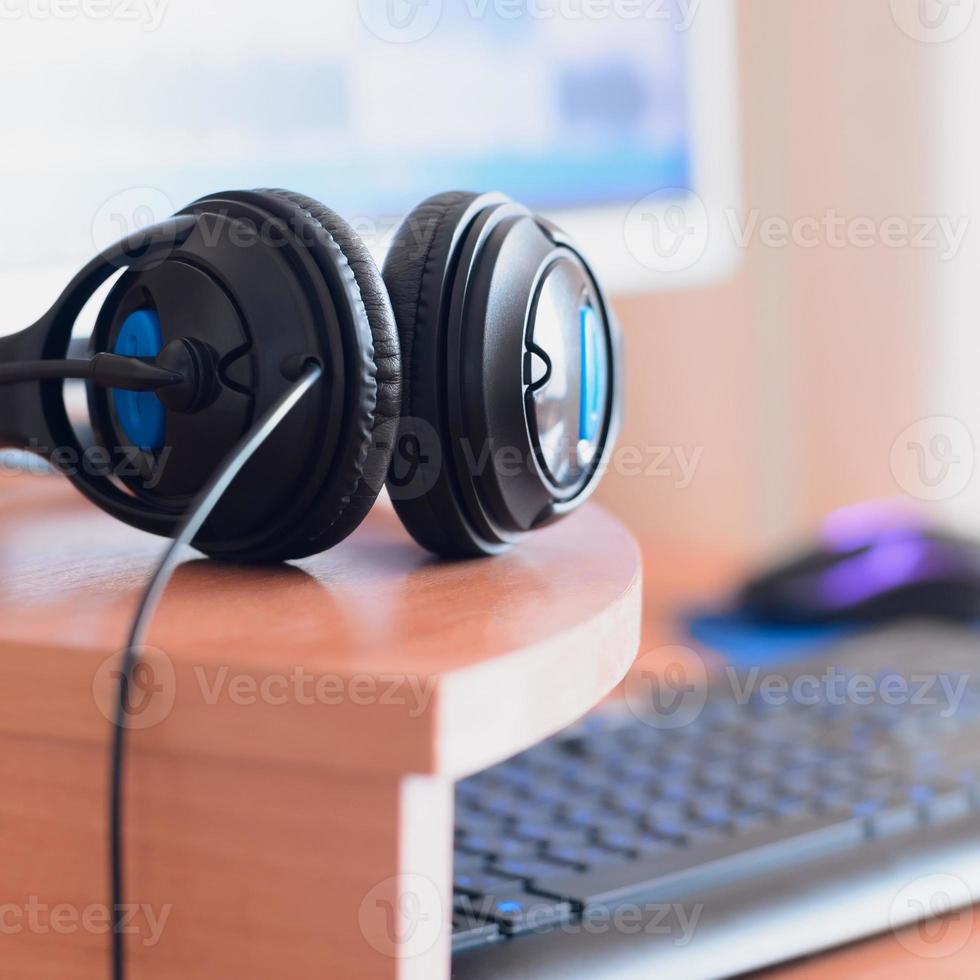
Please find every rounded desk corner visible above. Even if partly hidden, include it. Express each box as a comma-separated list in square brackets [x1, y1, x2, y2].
[0, 473, 644, 779]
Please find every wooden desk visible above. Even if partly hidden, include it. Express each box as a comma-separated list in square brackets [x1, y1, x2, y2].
[0, 473, 641, 979]
[4, 470, 974, 978]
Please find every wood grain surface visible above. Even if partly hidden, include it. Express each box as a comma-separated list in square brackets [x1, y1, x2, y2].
[0, 471, 642, 979]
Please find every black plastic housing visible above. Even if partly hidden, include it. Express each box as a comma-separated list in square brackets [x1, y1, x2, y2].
[384, 195, 622, 558]
[0, 196, 379, 562]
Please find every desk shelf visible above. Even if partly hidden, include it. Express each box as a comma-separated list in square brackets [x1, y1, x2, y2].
[0, 474, 641, 979]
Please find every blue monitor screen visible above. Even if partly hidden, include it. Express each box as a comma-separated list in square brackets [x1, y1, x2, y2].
[0, 1, 694, 268]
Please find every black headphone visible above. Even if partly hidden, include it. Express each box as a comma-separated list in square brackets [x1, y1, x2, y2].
[0, 188, 621, 560]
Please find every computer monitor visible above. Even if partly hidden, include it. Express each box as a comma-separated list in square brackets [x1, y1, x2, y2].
[0, 0, 740, 329]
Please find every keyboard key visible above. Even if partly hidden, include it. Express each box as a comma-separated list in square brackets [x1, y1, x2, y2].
[507, 821, 557, 844]
[729, 809, 774, 836]
[453, 853, 487, 876]
[455, 893, 573, 936]
[491, 859, 569, 884]
[919, 780, 975, 823]
[740, 749, 783, 778]
[560, 806, 602, 831]
[451, 913, 501, 952]
[455, 834, 496, 859]
[453, 870, 524, 896]
[696, 760, 740, 789]
[456, 813, 506, 839]
[734, 779, 776, 810]
[768, 797, 811, 822]
[530, 813, 864, 908]
[778, 769, 822, 798]
[645, 816, 689, 842]
[541, 845, 589, 868]
[866, 798, 919, 838]
[595, 829, 648, 854]
[457, 835, 537, 863]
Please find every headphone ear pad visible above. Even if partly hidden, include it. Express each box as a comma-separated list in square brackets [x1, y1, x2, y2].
[262, 190, 402, 544]
[184, 187, 403, 561]
[382, 191, 497, 557]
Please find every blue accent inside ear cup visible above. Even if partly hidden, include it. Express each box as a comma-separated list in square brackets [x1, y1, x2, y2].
[112, 309, 165, 451]
[579, 306, 605, 442]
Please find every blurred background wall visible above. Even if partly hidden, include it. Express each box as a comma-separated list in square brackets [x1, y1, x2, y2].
[597, 0, 941, 570]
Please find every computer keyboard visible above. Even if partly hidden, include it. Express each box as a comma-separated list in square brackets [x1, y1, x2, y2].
[450, 622, 980, 979]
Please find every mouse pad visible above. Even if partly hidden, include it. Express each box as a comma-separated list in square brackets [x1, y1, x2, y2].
[686, 611, 857, 668]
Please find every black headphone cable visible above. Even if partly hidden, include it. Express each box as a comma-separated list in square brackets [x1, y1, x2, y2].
[109, 360, 322, 980]
[0, 354, 181, 390]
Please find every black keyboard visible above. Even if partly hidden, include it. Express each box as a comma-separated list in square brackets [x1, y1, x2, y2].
[451, 623, 980, 979]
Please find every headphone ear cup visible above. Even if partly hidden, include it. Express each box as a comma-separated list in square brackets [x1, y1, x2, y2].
[384, 191, 620, 559]
[261, 190, 402, 542]
[177, 187, 402, 562]
[381, 191, 491, 558]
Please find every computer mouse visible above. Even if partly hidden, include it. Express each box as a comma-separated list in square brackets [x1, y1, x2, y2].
[736, 502, 980, 625]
